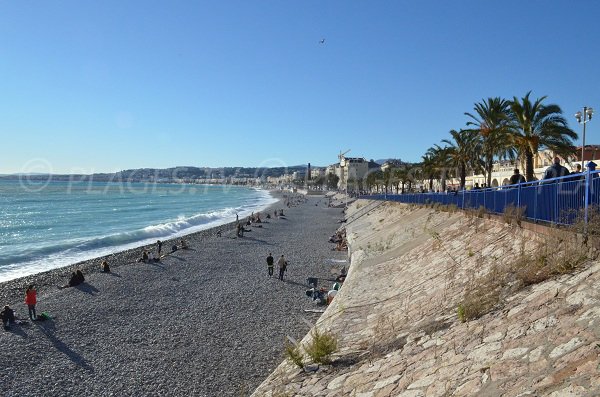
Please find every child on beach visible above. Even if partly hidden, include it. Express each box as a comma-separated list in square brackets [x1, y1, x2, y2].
[25, 285, 37, 320]
[101, 260, 110, 273]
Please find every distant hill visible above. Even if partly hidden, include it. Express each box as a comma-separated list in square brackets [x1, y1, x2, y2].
[0, 164, 325, 182]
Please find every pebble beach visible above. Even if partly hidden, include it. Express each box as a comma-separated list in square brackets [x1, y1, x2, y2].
[0, 193, 348, 396]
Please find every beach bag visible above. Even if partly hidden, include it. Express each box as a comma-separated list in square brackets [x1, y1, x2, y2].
[38, 312, 51, 321]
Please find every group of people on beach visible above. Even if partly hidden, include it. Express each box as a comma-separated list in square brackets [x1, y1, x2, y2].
[1, 284, 39, 330]
[329, 229, 347, 251]
[137, 239, 189, 262]
[2, 236, 194, 331]
[283, 194, 307, 208]
[266, 253, 289, 281]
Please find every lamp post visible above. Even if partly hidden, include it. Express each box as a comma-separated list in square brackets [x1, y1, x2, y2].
[575, 107, 594, 170]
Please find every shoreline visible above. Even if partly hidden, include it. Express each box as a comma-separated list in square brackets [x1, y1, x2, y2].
[0, 192, 347, 396]
[0, 190, 282, 305]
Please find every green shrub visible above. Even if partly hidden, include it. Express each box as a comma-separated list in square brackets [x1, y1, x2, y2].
[284, 341, 304, 368]
[305, 328, 338, 364]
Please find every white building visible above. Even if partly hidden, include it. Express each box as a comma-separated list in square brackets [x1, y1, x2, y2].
[339, 156, 369, 191]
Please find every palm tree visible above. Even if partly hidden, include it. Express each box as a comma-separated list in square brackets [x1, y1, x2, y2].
[420, 152, 438, 191]
[441, 129, 479, 190]
[425, 144, 454, 191]
[508, 91, 578, 181]
[366, 170, 384, 193]
[465, 97, 514, 187]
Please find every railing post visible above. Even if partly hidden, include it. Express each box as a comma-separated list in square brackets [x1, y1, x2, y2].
[585, 165, 591, 230]
[534, 184, 538, 222]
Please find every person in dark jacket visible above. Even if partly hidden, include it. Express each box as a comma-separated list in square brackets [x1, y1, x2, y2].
[266, 253, 274, 277]
[509, 169, 526, 185]
[544, 157, 570, 180]
[1, 305, 15, 330]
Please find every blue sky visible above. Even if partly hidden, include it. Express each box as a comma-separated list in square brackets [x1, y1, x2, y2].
[1, 1, 599, 174]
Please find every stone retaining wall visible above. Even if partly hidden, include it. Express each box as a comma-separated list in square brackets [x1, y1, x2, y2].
[252, 201, 600, 396]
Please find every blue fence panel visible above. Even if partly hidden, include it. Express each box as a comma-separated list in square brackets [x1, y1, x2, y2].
[357, 169, 600, 227]
[590, 175, 600, 208]
[557, 179, 585, 224]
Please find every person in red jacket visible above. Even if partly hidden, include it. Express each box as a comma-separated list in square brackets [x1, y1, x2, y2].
[25, 285, 37, 320]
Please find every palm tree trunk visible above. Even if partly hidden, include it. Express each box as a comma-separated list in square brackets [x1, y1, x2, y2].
[441, 169, 447, 191]
[460, 163, 466, 190]
[525, 150, 535, 181]
[486, 155, 493, 187]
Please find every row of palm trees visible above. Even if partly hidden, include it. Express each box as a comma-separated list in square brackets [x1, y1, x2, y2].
[421, 91, 578, 190]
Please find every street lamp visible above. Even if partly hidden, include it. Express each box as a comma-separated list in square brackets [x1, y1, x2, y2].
[575, 106, 594, 170]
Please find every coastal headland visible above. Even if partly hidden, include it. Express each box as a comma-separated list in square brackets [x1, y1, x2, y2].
[0, 193, 347, 396]
[253, 200, 600, 396]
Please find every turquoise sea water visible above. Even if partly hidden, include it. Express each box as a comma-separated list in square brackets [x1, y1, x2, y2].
[0, 179, 276, 282]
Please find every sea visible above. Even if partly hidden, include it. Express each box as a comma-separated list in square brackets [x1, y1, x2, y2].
[0, 179, 277, 282]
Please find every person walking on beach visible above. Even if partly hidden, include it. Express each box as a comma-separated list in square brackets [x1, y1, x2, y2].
[25, 285, 37, 320]
[266, 253, 274, 277]
[277, 255, 288, 281]
[156, 240, 163, 257]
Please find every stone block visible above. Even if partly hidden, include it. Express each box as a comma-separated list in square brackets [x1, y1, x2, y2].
[466, 342, 502, 364]
[528, 346, 544, 362]
[501, 347, 529, 360]
[549, 337, 584, 359]
[407, 375, 435, 389]
[453, 377, 481, 396]
[373, 374, 401, 390]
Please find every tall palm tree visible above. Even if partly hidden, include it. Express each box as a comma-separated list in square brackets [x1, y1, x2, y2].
[465, 97, 514, 187]
[421, 151, 438, 191]
[393, 166, 412, 193]
[442, 129, 479, 190]
[508, 91, 578, 181]
[429, 144, 452, 191]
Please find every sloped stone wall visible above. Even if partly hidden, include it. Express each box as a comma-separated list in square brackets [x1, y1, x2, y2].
[252, 201, 600, 396]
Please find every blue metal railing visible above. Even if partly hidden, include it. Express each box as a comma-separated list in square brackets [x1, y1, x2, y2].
[361, 169, 599, 226]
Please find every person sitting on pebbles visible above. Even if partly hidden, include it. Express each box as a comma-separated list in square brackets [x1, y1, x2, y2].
[1, 305, 16, 330]
[138, 250, 149, 263]
[59, 270, 85, 289]
[101, 260, 110, 273]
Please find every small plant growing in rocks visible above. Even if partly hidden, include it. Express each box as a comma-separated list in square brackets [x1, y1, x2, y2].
[502, 204, 526, 227]
[304, 328, 338, 365]
[284, 340, 304, 369]
[457, 268, 503, 322]
[476, 205, 486, 218]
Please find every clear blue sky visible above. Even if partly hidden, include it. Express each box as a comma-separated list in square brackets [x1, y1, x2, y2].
[1, 1, 599, 174]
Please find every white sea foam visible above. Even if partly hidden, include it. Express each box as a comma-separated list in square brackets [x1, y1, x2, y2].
[0, 187, 278, 283]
